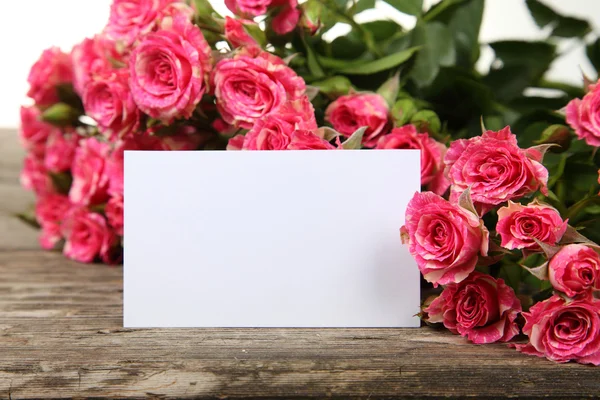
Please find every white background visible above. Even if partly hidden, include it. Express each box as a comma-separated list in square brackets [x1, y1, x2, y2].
[2, 0, 599, 127]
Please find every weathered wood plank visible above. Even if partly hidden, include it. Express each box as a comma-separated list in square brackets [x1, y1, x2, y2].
[0, 129, 39, 250]
[0, 251, 599, 399]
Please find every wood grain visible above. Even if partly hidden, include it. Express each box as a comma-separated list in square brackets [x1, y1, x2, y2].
[1, 129, 600, 399]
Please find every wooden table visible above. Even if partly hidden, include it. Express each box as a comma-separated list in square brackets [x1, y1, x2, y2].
[1, 129, 599, 399]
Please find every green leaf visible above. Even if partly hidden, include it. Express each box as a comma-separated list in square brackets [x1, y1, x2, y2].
[552, 16, 591, 38]
[362, 20, 403, 42]
[587, 38, 600, 72]
[382, 0, 423, 16]
[342, 127, 367, 149]
[330, 33, 367, 59]
[193, 0, 218, 15]
[377, 73, 401, 108]
[300, 35, 325, 79]
[15, 206, 40, 230]
[410, 22, 456, 87]
[352, 0, 375, 14]
[498, 264, 522, 293]
[525, 0, 558, 28]
[525, 0, 591, 38]
[485, 41, 556, 101]
[446, 0, 484, 67]
[423, 0, 467, 22]
[336, 46, 420, 75]
[311, 76, 353, 97]
[411, 110, 441, 134]
[391, 98, 418, 126]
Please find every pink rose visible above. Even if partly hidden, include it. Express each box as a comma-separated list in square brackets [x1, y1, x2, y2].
[271, 0, 301, 34]
[401, 191, 488, 286]
[69, 137, 111, 206]
[27, 47, 73, 106]
[225, 0, 271, 16]
[288, 130, 336, 150]
[549, 244, 600, 298]
[44, 131, 80, 173]
[19, 106, 60, 158]
[21, 154, 54, 196]
[325, 93, 389, 148]
[445, 127, 549, 215]
[83, 69, 140, 139]
[129, 14, 212, 123]
[425, 272, 521, 344]
[376, 124, 450, 195]
[212, 118, 237, 137]
[62, 207, 119, 264]
[515, 295, 600, 365]
[224, 17, 259, 48]
[71, 36, 113, 96]
[106, 194, 124, 236]
[496, 200, 567, 251]
[242, 97, 317, 150]
[104, 0, 193, 52]
[566, 83, 600, 147]
[160, 127, 209, 150]
[212, 48, 306, 128]
[107, 128, 203, 195]
[227, 134, 246, 151]
[35, 194, 71, 250]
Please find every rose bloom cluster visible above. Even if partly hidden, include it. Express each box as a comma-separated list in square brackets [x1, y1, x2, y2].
[21, 0, 454, 265]
[401, 122, 600, 364]
[19, 0, 600, 366]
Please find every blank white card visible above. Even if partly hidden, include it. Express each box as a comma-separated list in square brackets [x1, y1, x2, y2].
[124, 150, 421, 328]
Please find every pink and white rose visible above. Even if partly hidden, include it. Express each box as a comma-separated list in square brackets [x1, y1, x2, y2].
[71, 36, 113, 96]
[287, 130, 336, 150]
[401, 191, 489, 286]
[224, 17, 259, 48]
[83, 69, 140, 138]
[19, 106, 60, 158]
[566, 83, 600, 147]
[515, 295, 600, 365]
[129, 14, 212, 123]
[445, 127, 549, 215]
[106, 194, 124, 236]
[325, 93, 389, 148]
[35, 194, 71, 250]
[225, 0, 271, 16]
[69, 137, 111, 206]
[27, 47, 73, 106]
[62, 207, 119, 264]
[242, 97, 317, 150]
[21, 155, 54, 196]
[425, 272, 522, 344]
[212, 48, 306, 129]
[496, 200, 567, 251]
[549, 244, 600, 298]
[376, 124, 450, 195]
[104, 0, 193, 52]
[271, 0, 301, 34]
[44, 131, 80, 173]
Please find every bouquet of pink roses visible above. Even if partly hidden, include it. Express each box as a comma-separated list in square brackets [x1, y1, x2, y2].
[18, 0, 600, 365]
